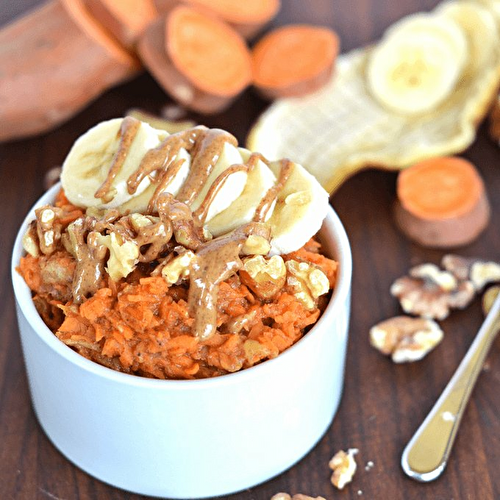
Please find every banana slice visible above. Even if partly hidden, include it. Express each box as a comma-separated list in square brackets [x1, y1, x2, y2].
[61, 118, 167, 208]
[437, 1, 498, 71]
[385, 13, 468, 67]
[267, 161, 329, 256]
[206, 149, 277, 236]
[190, 142, 248, 222]
[367, 31, 464, 115]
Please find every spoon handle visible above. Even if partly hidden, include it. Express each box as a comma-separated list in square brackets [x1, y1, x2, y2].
[401, 293, 500, 482]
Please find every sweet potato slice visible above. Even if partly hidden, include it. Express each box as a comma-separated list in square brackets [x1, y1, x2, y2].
[138, 6, 252, 113]
[181, 0, 280, 39]
[167, 6, 252, 98]
[251, 24, 339, 99]
[394, 157, 491, 248]
[85, 0, 158, 49]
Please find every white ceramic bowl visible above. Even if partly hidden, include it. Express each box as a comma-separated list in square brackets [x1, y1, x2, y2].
[11, 184, 352, 499]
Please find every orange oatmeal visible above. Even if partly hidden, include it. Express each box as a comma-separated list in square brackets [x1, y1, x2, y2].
[19, 119, 337, 379]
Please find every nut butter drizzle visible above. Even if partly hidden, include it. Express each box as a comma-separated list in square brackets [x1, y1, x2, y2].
[94, 117, 141, 203]
[147, 158, 185, 213]
[67, 219, 108, 303]
[127, 125, 207, 195]
[189, 223, 270, 340]
[253, 159, 294, 222]
[85, 120, 296, 339]
[193, 152, 270, 224]
[176, 128, 238, 205]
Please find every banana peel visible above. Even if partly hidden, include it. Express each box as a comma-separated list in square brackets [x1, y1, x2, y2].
[247, 2, 500, 195]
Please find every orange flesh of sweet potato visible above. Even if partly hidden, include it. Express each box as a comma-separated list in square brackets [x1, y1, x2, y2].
[395, 157, 490, 248]
[166, 5, 252, 97]
[397, 157, 485, 220]
[252, 24, 339, 98]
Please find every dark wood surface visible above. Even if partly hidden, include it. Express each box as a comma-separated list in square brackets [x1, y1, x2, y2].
[1, 1, 500, 499]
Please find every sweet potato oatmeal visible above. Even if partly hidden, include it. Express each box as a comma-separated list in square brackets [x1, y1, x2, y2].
[19, 119, 337, 379]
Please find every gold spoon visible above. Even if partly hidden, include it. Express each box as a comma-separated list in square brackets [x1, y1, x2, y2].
[401, 291, 500, 482]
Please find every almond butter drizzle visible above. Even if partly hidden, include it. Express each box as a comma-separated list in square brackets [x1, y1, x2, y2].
[189, 223, 270, 340]
[193, 164, 248, 223]
[176, 128, 238, 205]
[253, 159, 294, 222]
[127, 126, 207, 195]
[147, 158, 185, 213]
[86, 123, 296, 339]
[94, 117, 141, 203]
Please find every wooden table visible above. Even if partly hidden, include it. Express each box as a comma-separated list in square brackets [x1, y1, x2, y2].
[2, 1, 500, 499]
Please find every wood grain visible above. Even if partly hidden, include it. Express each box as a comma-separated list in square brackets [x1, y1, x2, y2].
[1, 1, 500, 499]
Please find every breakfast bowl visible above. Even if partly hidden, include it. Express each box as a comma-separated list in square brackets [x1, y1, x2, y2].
[12, 182, 352, 499]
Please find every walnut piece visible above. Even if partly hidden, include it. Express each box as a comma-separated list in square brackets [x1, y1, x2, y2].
[243, 339, 271, 366]
[22, 221, 40, 257]
[65, 219, 109, 303]
[95, 232, 139, 281]
[391, 263, 475, 320]
[241, 234, 271, 256]
[271, 494, 326, 500]
[285, 260, 329, 310]
[329, 448, 358, 490]
[161, 250, 196, 285]
[34, 205, 64, 255]
[370, 316, 444, 363]
[240, 255, 286, 300]
[442, 254, 500, 292]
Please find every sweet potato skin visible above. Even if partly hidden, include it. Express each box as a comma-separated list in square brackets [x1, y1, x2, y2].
[0, 0, 138, 142]
[393, 193, 491, 248]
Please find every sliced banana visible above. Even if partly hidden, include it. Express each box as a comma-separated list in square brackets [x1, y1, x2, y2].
[368, 30, 464, 115]
[190, 142, 248, 222]
[206, 149, 277, 237]
[437, 1, 498, 71]
[385, 13, 468, 68]
[61, 118, 167, 208]
[267, 161, 329, 256]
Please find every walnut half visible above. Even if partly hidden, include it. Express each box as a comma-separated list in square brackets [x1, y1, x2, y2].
[442, 254, 500, 292]
[240, 255, 286, 300]
[370, 316, 444, 363]
[391, 263, 475, 320]
[285, 260, 329, 310]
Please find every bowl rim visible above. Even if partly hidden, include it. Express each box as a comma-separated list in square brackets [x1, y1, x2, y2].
[11, 183, 352, 390]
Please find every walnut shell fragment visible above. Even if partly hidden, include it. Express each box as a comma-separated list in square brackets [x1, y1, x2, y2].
[391, 263, 475, 320]
[370, 316, 444, 363]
